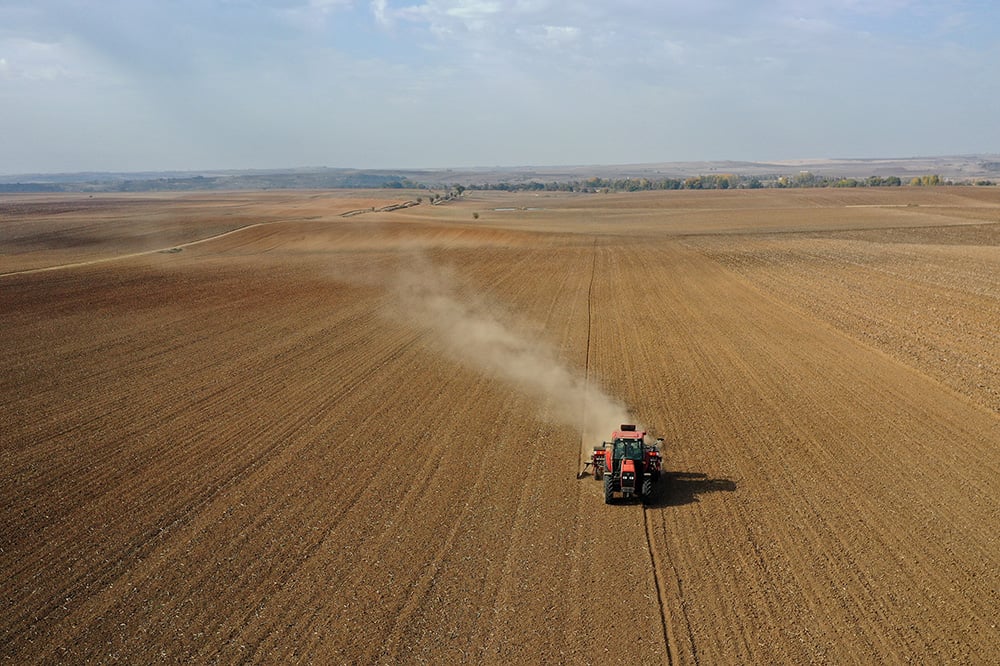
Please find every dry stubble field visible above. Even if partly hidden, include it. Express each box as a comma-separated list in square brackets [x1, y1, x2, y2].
[2, 188, 998, 664]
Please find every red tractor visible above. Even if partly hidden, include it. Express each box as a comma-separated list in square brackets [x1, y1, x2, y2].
[586, 425, 663, 504]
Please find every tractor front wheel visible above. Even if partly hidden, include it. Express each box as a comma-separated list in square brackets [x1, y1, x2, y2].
[603, 474, 614, 504]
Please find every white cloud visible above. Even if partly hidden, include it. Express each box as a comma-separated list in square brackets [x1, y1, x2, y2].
[780, 16, 837, 35]
[372, 0, 389, 26]
[277, 0, 355, 31]
[0, 38, 88, 81]
[309, 0, 354, 13]
[391, 0, 505, 38]
[513, 24, 579, 52]
[445, 0, 501, 21]
[541, 25, 579, 45]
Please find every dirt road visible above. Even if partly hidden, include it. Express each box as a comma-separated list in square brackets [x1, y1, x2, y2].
[2, 189, 998, 663]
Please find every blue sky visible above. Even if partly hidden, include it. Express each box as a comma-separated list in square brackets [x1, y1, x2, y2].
[1, 0, 998, 173]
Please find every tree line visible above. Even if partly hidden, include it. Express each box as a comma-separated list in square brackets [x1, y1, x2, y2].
[460, 172, 996, 193]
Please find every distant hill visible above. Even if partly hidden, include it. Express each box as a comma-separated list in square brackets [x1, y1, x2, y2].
[2, 156, 999, 193]
[0, 168, 424, 193]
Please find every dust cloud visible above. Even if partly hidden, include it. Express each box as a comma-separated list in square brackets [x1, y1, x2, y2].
[390, 254, 631, 450]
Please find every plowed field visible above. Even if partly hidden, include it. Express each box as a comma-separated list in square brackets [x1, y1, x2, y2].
[2, 188, 998, 664]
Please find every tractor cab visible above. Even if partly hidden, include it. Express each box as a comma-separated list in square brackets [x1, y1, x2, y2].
[610, 424, 646, 468]
[611, 436, 645, 463]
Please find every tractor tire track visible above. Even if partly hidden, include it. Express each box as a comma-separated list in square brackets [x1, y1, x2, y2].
[642, 507, 682, 666]
[577, 237, 598, 476]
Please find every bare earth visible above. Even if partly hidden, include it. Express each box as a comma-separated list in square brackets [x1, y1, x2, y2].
[2, 188, 998, 664]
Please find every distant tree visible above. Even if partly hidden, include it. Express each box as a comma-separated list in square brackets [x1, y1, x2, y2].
[794, 171, 818, 187]
[472, 212, 479, 219]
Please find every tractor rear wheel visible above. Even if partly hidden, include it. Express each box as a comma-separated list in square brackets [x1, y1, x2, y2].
[603, 474, 614, 504]
[641, 478, 654, 504]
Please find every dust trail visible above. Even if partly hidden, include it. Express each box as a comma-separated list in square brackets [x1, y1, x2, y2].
[390, 253, 631, 448]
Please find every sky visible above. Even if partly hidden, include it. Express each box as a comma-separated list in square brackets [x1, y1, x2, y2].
[1, 0, 999, 174]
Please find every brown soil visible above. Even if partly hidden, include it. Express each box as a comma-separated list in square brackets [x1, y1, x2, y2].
[2, 188, 998, 664]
